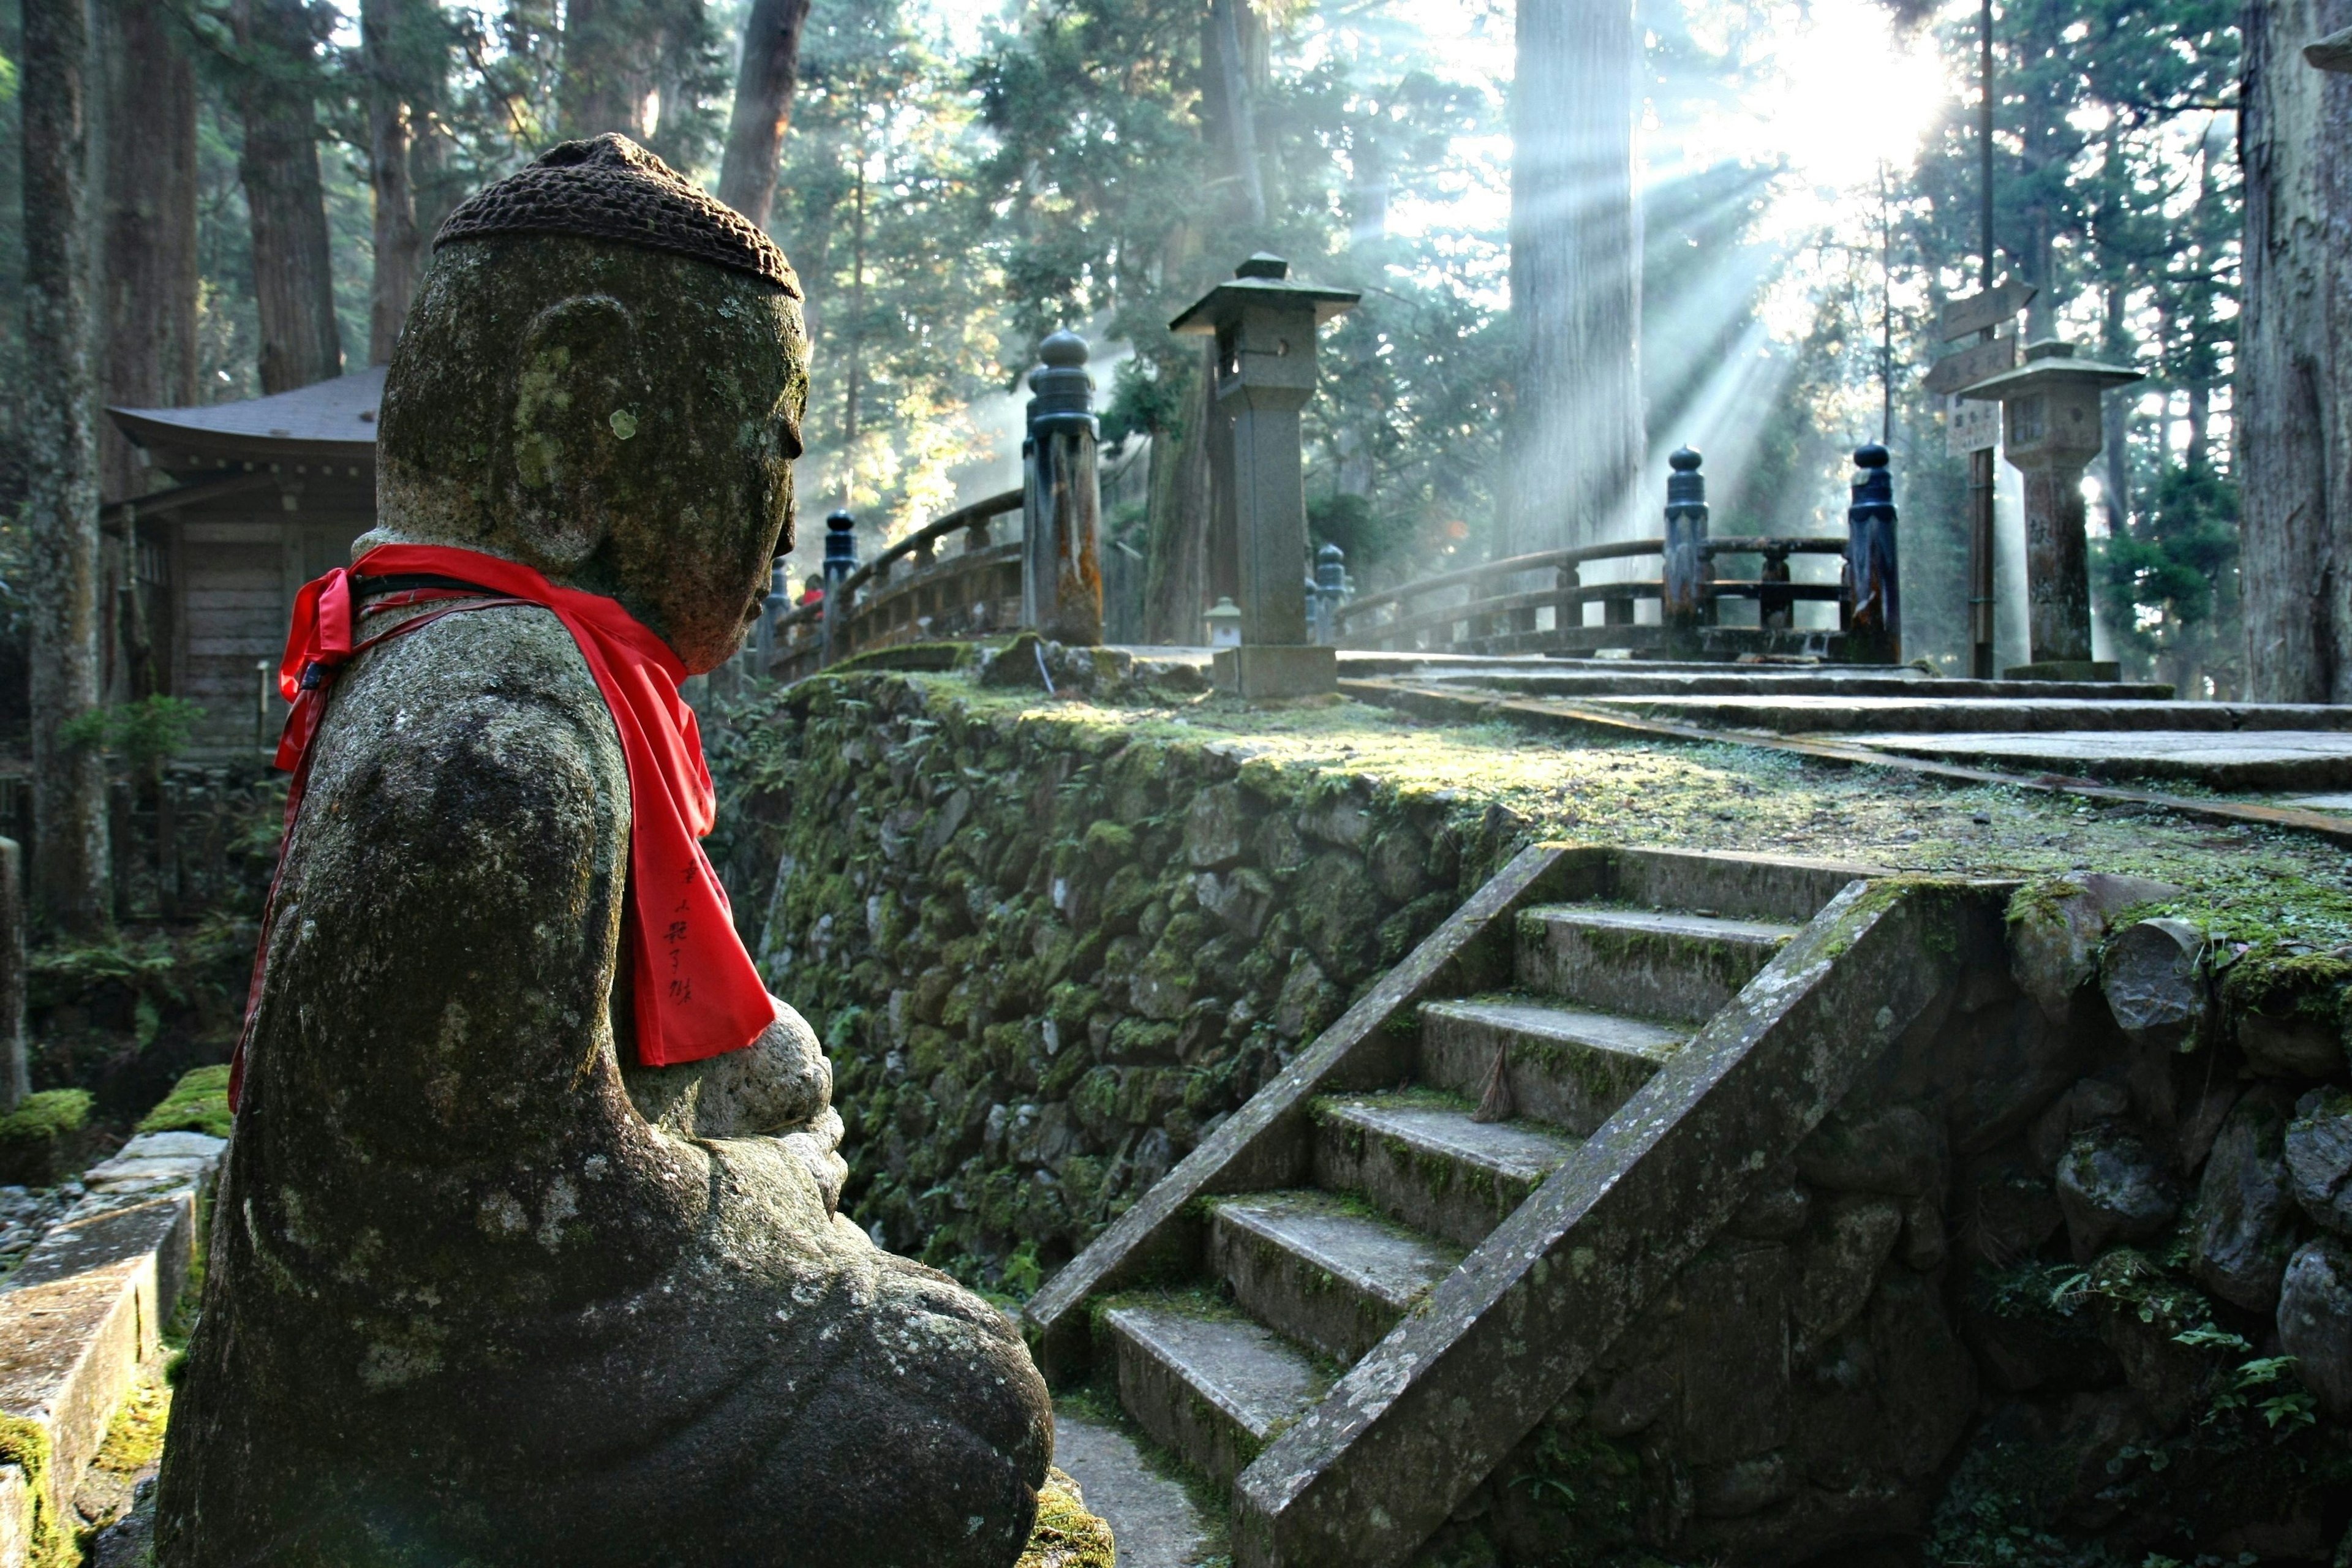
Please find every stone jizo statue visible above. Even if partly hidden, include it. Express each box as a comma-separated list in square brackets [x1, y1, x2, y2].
[154, 135, 1052, 1567]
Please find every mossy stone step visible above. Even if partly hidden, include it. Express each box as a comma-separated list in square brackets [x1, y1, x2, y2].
[1417, 995, 1686, 1136]
[1208, 1191, 1462, 1365]
[1515, 904, 1795, 1023]
[1101, 1302, 1328, 1488]
[1309, 1093, 1580, 1249]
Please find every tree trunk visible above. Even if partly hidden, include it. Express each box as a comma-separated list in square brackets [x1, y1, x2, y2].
[1502, 0, 1643, 553]
[841, 149, 867, 456]
[1142, 347, 1218, 645]
[99, 0, 199, 500]
[21, 0, 115, 935]
[559, 0, 655, 140]
[1202, 0, 1267, 225]
[362, 0, 421, 364]
[2238, 0, 2352, 701]
[2100, 282, 2132, 533]
[232, 0, 343, 392]
[715, 0, 813, 228]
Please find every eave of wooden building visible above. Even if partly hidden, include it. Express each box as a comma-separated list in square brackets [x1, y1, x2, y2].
[105, 369, 384, 756]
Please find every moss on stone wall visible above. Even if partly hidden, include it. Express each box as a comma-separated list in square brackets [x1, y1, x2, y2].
[723, 673, 1518, 1289]
[714, 664, 2352, 1296]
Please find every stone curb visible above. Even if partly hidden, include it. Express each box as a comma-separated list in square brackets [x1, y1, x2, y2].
[0, 1129, 226, 1561]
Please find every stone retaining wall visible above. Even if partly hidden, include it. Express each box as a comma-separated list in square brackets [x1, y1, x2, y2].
[736, 667, 2352, 1565]
[735, 668, 1529, 1287]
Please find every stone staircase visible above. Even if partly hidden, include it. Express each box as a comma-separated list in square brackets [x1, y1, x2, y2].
[1025, 845, 1993, 1567]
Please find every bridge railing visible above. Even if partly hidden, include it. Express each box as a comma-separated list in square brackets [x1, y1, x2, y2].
[766, 487, 1027, 683]
[1332, 443, 1899, 663]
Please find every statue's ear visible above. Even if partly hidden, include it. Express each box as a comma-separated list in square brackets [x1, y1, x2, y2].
[499, 293, 646, 572]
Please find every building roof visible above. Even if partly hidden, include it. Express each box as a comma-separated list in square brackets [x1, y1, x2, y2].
[108, 366, 385, 470]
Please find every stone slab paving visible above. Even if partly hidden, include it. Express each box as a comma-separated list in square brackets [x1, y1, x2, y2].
[1841, 729, 2352, 790]
[1588, 695, 2352, 734]
[1050, 1409, 1224, 1568]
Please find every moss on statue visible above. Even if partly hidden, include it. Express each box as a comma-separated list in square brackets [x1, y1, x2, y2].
[1013, 1468, 1115, 1568]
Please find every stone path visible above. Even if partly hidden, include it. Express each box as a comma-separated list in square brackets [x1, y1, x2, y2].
[1841, 729, 2352, 790]
[1580, 695, 2352, 734]
[1051, 1409, 1223, 1568]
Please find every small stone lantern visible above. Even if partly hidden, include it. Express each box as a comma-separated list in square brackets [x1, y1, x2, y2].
[1171, 254, 1360, 697]
[1204, 597, 1243, 648]
[1958, 341, 2141, 678]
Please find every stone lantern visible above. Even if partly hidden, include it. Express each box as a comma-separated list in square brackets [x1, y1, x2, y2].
[1171, 254, 1360, 698]
[1958, 340, 2141, 679]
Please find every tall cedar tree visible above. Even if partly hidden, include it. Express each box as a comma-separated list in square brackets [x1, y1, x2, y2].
[1502, 0, 1643, 553]
[99, 0, 200, 496]
[718, 0, 816, 227]
[2239, 0, 2352, 699]
[231, 0, 343, 390]
[20, 0, 114, 932]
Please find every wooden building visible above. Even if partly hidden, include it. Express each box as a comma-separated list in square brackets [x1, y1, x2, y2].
[105, 368, 382, 754]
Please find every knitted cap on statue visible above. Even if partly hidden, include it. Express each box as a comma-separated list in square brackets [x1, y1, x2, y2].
[153, 136, 1052, 1568]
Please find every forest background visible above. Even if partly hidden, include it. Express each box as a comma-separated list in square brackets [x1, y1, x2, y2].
[0, 0, 2245, 694]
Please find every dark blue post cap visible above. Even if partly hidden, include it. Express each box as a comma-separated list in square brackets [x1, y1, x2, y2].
[1027, 329, 1097, 437]
[1665, 447, 1707, 518]
[823, 510, 858, 574]
[1851, 444, 1895, 511]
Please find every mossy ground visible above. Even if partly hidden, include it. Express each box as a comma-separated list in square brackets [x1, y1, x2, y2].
[867, 679, 2352, 919]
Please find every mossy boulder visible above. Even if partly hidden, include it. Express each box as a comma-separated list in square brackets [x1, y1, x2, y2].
[0, 1088, 94, 1186]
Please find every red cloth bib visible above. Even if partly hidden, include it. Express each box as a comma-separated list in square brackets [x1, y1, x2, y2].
[245, 543, 772, 1097]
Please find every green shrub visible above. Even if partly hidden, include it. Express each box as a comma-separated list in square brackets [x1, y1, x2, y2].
[0, 1089, 93, 1186]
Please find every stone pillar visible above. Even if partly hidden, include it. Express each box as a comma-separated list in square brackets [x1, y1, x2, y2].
[1660, 448, 1708, 658]
[1960, 341, 2140, 678]
[1171, 254, 1360, 698]
[820, 509, 857, 668]
[1021, 330, 1104, 646]
[1844, 443, 1901, 665]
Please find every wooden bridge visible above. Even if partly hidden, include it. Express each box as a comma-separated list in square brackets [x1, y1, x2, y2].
[756, 439, 1902, 678]
[756, 295, 1900, 683]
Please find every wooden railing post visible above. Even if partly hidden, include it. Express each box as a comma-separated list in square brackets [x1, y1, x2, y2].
[755, 555, 788, 667]
[1553, 562, 1581, 641]
[1311, 543, 1346, 644]
[1022, 329, 1104, 645]
[1662, 447, 1709, 656]
[820, 508, 857, 667]
[1760, 548, 1793, 630]
[1845, 442, 1901, 663]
